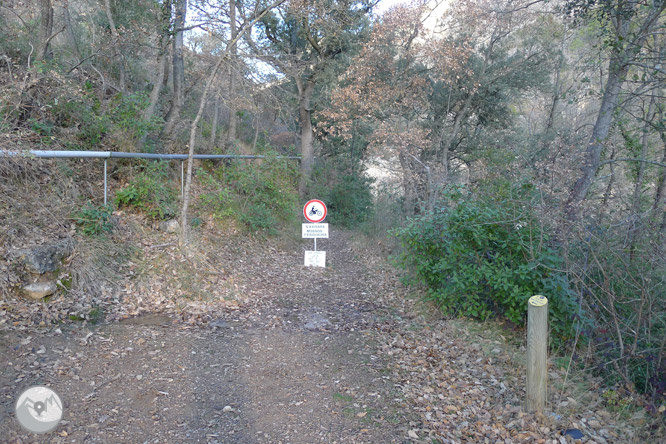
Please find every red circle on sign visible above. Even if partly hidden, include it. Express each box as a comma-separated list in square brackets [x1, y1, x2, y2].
[303, 200, 327, 223]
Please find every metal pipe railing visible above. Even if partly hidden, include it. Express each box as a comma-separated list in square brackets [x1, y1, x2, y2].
[1, 149, 300, 205]
[0, 149, 300, 160]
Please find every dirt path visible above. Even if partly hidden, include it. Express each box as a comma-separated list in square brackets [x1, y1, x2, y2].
[1, 231, 409, 443]
[1, 229, 650, 443]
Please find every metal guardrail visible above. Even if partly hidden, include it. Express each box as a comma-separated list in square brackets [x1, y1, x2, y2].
[1, 149, 300, 205]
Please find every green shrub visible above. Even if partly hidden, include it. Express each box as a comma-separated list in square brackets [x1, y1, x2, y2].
[309, 160, 375, 228]
[52, 93, 110, 148]
[197, 152, 299, 234]
[323, 174, 374, 227]
[52, 88, 155, 148]
[29, 118, 55, 137]
[227, 153, 299, 233]
[115, 161, 177, 220]
[73, 203, 114, 235]
[393, 187, 579, 345]
[108, 92, 157, 139]
[239, 202, 275, 232]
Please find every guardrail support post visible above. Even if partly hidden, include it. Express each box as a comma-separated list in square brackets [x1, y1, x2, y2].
[181, 160, 184, 198]
[526, 295, 548, 414]
[104, 159, 108, 206]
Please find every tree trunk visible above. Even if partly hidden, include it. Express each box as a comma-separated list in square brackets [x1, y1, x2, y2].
[103, 0, 126, 91]
[564, 56, 628, 220]
[144, 0, 171, 123]
[653, 133, 666, 215]
[145, 52, 168, 122]
[180, 0, 287, 246]
[564, 2, 666, 220]
[437, 30, 493, 162]
[630, 97, 655, 215]
[627, 98, 655, 260]
[226, 0, 238, 148]
[162, 0, 187, 139]
[63, 1, 81, 61]
[424, 123, 449, 209]
[546, 32, 567, 134]
[181, 59, 226, 246]
[596, 148, 616, 224]
[546, 61, 563, 134]
[37, 0, 54, 61]
[296, 76, 315, 196]
[209, 98, 219, 150]
[399, 151, 417, 217]
[227, 65, 238, 146]
[653, 119, 666, 236]
[252, 116, 260, 151]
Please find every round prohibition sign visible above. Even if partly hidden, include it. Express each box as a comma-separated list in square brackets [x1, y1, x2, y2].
[303, 199, 327, 223]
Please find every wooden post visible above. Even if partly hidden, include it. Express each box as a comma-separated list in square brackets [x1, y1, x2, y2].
[526, 295, 548, 413]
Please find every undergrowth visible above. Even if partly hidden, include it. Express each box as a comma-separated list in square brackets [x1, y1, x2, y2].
[393, 185, 580, 348]
[196, 152, 299, 234]
[115, 161, 177, 220]
[73, 202, 114, 235]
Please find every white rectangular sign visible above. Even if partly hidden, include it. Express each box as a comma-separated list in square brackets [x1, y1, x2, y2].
[304, 251, 326, 267]
[302, 223, 329, 239]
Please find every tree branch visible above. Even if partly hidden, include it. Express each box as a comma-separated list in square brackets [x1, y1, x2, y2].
[599, 157, 666, 169]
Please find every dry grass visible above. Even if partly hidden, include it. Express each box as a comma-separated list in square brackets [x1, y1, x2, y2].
[0, 153, 134, 327]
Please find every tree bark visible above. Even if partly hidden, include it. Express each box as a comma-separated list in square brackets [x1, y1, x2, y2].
[546, 53, 565, 134]
[252, 116, 260, 151]
[424, 31, 494, 209]
[180, 0, 287, 246]
[181, 64, 222, 247]
[162, 0, 187, 139]
[564, 1, 666, 220]
[63, 1, 81, 61]
[144, 0, 171, 124]
[227, 66, 238, 146]
[145, 51, 168, 122]
[37, 0, 54, 61]
[564, 56, 627, 220]
[627, 97, 655, 260]
[103, 0, 126, 91]
[596, 148, 616, 224]
[653, 132, 666, 215]
[209, 98, 219, 150]
[630, 97, 654, 217]
[430, 126, 449, 210]
[226, 0, 238, 148]
[399, 151, 417, 217]
[296, 76, 315, 196]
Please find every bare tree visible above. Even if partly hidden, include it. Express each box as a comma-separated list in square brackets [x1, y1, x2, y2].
[564, 0, 666, 220]
[180, 0, 288, 247]
[225, 0, 238, 148]
[37, 0, 54, 61]
[209, 96, 219, 150]
[103, 0, 126, 91]
[162, 0, 187, 138]
[144, 0, 173, 123]
[62, 0, 82, 61]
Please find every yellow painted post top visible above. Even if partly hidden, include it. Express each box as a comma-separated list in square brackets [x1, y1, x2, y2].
[528, 295, 548, 307]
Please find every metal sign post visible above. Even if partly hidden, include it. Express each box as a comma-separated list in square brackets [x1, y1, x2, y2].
[303, 200, 328, 267]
